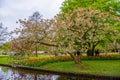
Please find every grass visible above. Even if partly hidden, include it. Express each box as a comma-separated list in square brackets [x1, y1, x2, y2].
[0, 54, 120, 76]
[0, 55, 9, 64]
[29, 54, 54, 59]
[40, 60, 120, 76]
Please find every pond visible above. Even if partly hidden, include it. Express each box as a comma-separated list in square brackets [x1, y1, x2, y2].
[0, 66, 86, 80]
[0, 66, 117, 80]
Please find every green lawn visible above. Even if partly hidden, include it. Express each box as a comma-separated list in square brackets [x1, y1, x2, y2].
[0, 54, 120, 76]
[40, 60, 120, 76]
[29, 54, 54, 59]
[0, 55, 9, 64]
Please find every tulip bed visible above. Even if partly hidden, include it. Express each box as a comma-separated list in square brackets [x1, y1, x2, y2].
[10, 54, 120, 67]
[10, 56, 72, 67]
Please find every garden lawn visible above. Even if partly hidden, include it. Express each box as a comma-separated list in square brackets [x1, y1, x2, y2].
[0, 55, 9, 64]
[29, 55, 54, 59]
[40, 60, 120, 76]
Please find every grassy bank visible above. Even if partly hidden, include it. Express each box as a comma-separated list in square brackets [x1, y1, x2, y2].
[40, 60, 120, 76]
[0, 54, 120, 76]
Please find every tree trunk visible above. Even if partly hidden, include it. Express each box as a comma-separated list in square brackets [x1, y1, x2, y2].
[91, 45, 95, 56]
[35, 46, 38, 57]
[87, 45, 95, 56]
[87, 49, 92, 56]
[67, 51, 81, 64]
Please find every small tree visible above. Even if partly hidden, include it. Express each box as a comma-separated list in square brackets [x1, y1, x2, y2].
[11, 12, 57, 56]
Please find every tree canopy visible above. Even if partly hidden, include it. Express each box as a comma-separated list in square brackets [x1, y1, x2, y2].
[61, 0, 120, 53]
[54, 7, 120, 63]
[10, 12, 57, 56]
[61, 0, 120, 16]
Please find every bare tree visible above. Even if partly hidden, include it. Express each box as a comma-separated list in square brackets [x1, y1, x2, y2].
[0, 23, 8, 46]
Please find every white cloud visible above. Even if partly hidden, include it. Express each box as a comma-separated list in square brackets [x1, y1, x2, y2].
[0, 0, 64, 32]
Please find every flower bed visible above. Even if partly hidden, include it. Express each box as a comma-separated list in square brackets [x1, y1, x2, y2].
[11, 56, 72, 67]
[10, 54, 120, 67]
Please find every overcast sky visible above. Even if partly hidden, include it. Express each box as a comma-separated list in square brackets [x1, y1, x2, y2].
[0, 0, 64, 32]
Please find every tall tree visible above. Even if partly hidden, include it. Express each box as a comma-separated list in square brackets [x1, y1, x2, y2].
[61, 0, 120, 53]
[54, 8, 120, 63]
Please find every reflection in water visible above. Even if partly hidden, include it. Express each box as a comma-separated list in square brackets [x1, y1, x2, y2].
[0, 67, 59, 80]
[0, 66, 107, 80]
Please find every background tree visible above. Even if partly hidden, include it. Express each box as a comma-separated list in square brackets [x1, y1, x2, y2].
[0, 42, 10, 52]
[0, 23, 8, 47]
[54, 8, 120, 63]
[28, 11, 42, 56]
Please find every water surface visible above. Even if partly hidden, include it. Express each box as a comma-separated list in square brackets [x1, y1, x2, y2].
[0, 66, 108, 80]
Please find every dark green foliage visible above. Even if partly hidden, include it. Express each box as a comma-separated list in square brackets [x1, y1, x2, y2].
[61, 0, 120, 16]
